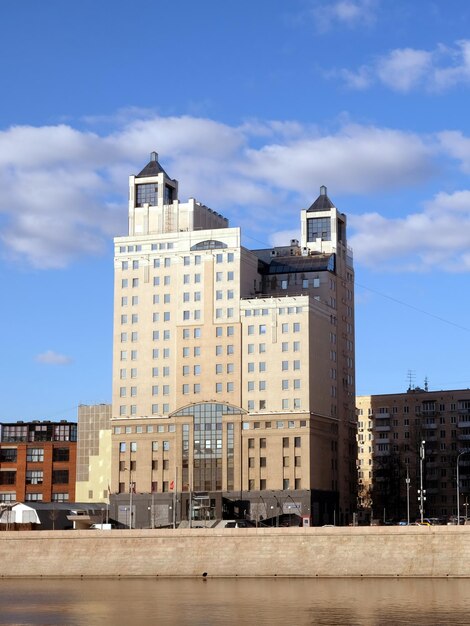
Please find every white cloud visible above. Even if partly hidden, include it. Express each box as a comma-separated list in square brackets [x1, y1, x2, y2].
[337, 40, 470, 92]
[437, 130, 470, 174]
[0, 115, 440, 269]
[376, 48, 432, 92]
[339, 66, 372, 90]
[349, 190, 470, 272]
[242, 124, 435, 194]
[310, 0, 377, 31]
[35, 350, 73, 365]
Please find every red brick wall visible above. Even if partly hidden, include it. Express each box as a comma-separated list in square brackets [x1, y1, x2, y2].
[0, 442, 76, 503]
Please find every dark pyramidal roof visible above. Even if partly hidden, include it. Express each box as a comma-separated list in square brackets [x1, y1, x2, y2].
[137, 151, 171, 179]
[307, 185, 335, 212]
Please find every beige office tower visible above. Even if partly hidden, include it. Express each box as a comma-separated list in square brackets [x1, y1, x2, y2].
[110, 153, 356, 527]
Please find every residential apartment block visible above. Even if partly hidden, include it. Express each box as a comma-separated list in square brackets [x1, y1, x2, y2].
[0, 421, 77, 504]
[110, 153, 356, 527]
[357, 388, 470, 522]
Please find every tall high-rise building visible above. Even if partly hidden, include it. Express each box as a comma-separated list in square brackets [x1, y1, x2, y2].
[110, 153, 356, 527]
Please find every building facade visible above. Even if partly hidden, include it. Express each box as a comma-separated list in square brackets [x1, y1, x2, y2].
[0, 421, 77, 504]
[357, 388, 470, 522]
[110, 153, 356, 527]
[75, 404, 112, 503]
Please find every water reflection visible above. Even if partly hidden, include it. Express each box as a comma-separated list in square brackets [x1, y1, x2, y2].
[1, 578, 470, 625]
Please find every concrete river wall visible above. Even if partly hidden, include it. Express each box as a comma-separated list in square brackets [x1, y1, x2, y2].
[1, 526, 470, 578]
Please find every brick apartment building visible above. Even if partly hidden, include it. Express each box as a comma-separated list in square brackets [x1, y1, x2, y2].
[0, 421, 77, 504]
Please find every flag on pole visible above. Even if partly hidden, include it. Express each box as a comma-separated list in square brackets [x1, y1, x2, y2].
[170, 480, 175, 490]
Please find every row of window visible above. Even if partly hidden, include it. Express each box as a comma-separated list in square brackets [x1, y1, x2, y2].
[121, 252, 233, 271]
[247, 478, 300, 490]
[119, 441, 171, 453]
[0, 470, 69, 485]
[118, 244, 144, 253]
[0, 493, 70, 502]
[120, 400, 306, 415]
[375, 442, 459, 453]
[122, 271, 238, 290]
[113, 421, 307, 436]
[0, 448, 70, 463]
[123, 252, 235, 266]
[358, 415, 463, 429]
[120, 340, 303, 364]
[361, 402, 470, 416]
[247, 456, 301, 468]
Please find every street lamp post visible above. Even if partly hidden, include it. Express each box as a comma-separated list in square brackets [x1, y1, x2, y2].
[124, 466, 133, 529]
[456, 450, 470, 525]
[129, 466, 133, 529]
[418, 440, 426, 524]
[405, 466, 411, 526]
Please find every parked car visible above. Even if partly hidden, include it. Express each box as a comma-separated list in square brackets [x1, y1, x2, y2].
[223, 520, 255, 528]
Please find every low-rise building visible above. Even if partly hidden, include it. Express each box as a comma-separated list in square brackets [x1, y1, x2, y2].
[0, 420, 77, 504]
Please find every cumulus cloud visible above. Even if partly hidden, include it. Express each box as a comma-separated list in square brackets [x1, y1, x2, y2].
[437, 130, 470, 173]
[0, 115, 439, 269]
[336, 40, 470, 92]
[310, 0, 377, 31]
[242, 124, 435, 194]
[349, 189, 470, 272]
[376, 48, 432, 92]
[35, 350, 73, 365]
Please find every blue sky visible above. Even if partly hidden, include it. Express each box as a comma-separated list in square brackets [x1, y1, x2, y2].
[1, 0, 470, 421]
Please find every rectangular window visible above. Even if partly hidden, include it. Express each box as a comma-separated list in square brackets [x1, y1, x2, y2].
[25, 493, 43, 502]
[26, 448, 44, 462]
[25, 470, 44, 485]
[52, 470, 69, 484]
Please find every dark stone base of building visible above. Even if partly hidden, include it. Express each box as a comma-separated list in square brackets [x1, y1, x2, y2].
[111, 489, 340, 528]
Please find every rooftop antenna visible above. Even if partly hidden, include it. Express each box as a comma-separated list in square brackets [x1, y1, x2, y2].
[424, 376, 429, 392]
[407, 370, 415, 392]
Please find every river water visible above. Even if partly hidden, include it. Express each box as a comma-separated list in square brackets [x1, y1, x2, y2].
[1, 578, 470, 625]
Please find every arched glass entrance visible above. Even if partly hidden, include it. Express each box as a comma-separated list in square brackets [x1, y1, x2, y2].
[171, 402, 244, 492]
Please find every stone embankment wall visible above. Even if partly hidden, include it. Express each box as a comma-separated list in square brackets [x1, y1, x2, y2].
[1, 526, 469, 578]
